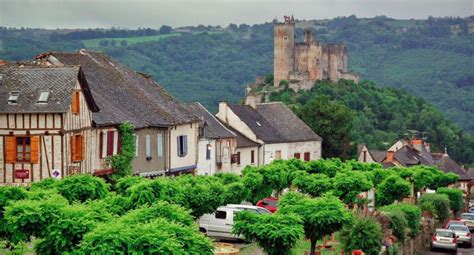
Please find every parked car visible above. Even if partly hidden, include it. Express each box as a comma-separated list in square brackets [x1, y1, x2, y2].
[445, 220, 466, 229]
[460, 213, 474, 230]
[226, 204, 271, 214]
[256, 197, 278, 213]
[431, 229, 458, 252]
[448, 224, 472, 247]
[198, 205, 268, 240]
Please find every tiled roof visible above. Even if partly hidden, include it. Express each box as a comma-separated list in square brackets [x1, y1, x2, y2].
[185, 102, 236, 139]
[229, 102, 322, 143]
[49, 51, 198, 128]
[369, 150, 386, 163]
[0, 66, 81, 113]
[435, 155, 471, 181]
[224, 125, 260, 148]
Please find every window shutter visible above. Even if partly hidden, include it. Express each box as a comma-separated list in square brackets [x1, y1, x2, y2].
[304, 152, 310, 162]
[107, 131, 114, 156]
[77, 135, 84, 161]
[117, 132, 122, 154]
[113, 131, 118, 155]
[99, 131, 103, 158]
[237, 151, 241, 165]
[71, 135, 76, 161]
[135, 135, 139, 157]
[183, 136, 188, 156]
[30, 136, 39, 163]
[177, 136, 180, 156]
[5, 136, 16, 163]
[251, 150, 255, 164]
[71, 91, 80, 114]
[145, 135, 151, 157]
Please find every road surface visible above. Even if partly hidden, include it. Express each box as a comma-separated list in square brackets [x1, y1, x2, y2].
[426, 239, 474, 255]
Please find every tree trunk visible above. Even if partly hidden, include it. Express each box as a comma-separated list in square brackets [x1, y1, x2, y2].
[310, 238, 317, 255]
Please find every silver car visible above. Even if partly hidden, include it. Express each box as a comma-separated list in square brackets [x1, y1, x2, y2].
[431, 229, 457, 252]
[448, 224, 472, 248]
[460, 213, 474, 230]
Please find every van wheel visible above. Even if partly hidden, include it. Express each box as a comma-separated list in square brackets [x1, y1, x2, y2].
[199, 228, 207, 236]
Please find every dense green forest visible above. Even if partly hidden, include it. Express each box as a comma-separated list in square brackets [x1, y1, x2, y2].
[0, 16, 472, 133]
[267, 79, 474, 165]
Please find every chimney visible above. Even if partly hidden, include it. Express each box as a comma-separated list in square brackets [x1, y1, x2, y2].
[386, 150, 395, 162]
[0, 60, 6, 66]
[217, 101, 229, 123]
[411, 138, 423, 152]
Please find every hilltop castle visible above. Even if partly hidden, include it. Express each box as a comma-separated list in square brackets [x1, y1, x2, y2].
[274, 16, 358, 90]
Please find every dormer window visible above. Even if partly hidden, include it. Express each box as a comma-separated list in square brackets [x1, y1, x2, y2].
[37, 91, 50, 104]
[8, 91, 20, 105]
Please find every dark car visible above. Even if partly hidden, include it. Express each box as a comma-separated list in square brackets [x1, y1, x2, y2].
[256, 197, 278, 213]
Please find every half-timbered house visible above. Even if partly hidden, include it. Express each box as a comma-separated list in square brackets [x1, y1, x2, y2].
[0, 65, 99, 185]
[37, 50, 200, 177]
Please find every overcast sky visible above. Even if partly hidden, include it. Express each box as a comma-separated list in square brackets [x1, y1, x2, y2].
[0, 0, 472, 29]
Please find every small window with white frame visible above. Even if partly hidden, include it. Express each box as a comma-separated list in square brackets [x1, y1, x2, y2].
[8, 91, 20, 104]
[37, 91, 50, 104]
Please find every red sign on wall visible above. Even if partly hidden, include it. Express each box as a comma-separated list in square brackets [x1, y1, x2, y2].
[14, 169, 29, 179]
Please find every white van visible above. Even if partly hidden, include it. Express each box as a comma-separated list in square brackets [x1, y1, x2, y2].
[198, 205, 270, 240]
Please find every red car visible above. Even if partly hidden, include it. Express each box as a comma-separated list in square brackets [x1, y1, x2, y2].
[257, 198, 278, 213]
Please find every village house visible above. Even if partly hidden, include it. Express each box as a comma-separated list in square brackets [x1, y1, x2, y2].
[358, 138, 472, 193]
[35, 50, 201, 178]
[0, 65, 99, 185]
[216, 101, 322, 174]
[185, 102, 237, 175]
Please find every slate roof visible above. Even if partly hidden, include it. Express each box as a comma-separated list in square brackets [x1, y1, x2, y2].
[224, 125, 260, 148]
[369, 150, 386, 163]
[0, 66, 85, 113]
[48, 51, 198, 128]
[185, 103, 236, 139]
[435, 155, 471, 181]
[228, 102, 322, 143]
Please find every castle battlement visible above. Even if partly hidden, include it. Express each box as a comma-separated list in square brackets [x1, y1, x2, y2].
[273, 17, 358, 89]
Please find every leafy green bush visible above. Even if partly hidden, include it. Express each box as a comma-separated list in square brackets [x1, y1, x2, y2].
[4, 195, 68, 243]
[437, 187, 463, 214]
[340, 216, 383, 255]
[382, 210, 408, 242]
[120, 201, 194, 227]
[376, 175, 411, 206]
[34, 203, 112, 254]
[380, 204, 421, 237]
[332, 170, 372, 205]
[29, 178, 58, 191]
[279, 192, 353, 254]
[418, 193, 450, 221]
[79, 218, 213, 254]
[232, 210, 304, 255]
[114, 175, 149, 196]
[57, 174, 109, 203]
[293, 171, 332, 197]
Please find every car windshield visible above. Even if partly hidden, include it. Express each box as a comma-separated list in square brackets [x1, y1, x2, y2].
[436, 231, 455, 238]
[461, 214, 474, 220]
[449, 225, 469, 232]
[265, 199, 278, 207]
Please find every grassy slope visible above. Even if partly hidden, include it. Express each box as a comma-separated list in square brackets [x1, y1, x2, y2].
[81, 33, 182, 48]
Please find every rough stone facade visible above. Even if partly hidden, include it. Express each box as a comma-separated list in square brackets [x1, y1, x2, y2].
[274, 16, 358, 90]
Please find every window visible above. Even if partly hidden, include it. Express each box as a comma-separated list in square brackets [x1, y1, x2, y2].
[71, 134, 84, 162]
[100, 130, 119, 158]
[177, 135, 188, 157]
[206, 144, 211, 160]
[275, 150, 282, 160]
[294, 153, 301, 159]
[199, 127, 205, 138]
[37, 91, 50, 103]
[16, 137, 31, 162]
[237, 151, 241, 165]
[8, 91, 20, 105]
[215, 210, 227, 219]
[71, 90, 80, 114]
[251, 150, 255, 164]
[5, 136, 38, 163]
[304, 152, 310, 162]
[157, 133, 163, 157]
[145, 134, 151, 160]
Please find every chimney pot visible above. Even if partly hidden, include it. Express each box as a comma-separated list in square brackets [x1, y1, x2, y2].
[386, 150, 395, 163]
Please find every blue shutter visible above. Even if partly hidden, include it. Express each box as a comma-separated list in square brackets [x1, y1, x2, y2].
[183, 135, 188, 156]
[177, 136, 180, 156]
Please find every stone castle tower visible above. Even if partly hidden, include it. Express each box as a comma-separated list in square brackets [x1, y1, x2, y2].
[273, 16, 358, 90]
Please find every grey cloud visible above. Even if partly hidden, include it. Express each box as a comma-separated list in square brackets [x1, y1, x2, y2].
[0, 0, 472, 28]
